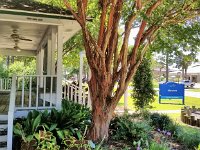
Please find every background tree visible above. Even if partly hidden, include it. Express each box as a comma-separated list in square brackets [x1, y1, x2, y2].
[132, 54, 156, 110]
[0, 56, 36, 77]
[151, 21, 200, 81]
[64, 0, 200, 141]
[175, 52, 197, 79]
[0, 56, 8, 78]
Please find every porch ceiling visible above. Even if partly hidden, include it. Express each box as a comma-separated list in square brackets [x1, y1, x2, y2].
[0, 20, 48, 51]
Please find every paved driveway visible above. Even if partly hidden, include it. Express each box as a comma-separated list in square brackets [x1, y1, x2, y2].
[185, 91, 200, 98]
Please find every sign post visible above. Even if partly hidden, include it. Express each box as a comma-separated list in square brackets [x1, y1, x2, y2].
[159, 82, 185, 105]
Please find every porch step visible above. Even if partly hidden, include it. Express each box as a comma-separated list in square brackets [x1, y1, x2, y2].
[0, 124, 7, 130]
[0, 135, 7, 142]
[0, 115, 8, 150]
[0, 115, 8, 121]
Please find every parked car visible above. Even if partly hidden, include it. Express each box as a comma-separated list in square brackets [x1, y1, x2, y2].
[180, 80, 195, 88]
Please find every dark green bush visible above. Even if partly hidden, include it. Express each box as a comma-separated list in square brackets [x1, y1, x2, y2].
[150, 113, 173, 130]
[46, 100, 91, 132]
[131, 55, 156, 110]
[110, 114, 152, 146]
[13, 100, 91, 149]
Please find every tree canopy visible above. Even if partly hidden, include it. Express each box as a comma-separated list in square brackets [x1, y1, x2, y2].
[64, 0, 200, 140]
[34, 0, 200, 141]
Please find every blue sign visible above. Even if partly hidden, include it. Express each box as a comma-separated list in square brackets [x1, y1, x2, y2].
[159, 82, 185, 104]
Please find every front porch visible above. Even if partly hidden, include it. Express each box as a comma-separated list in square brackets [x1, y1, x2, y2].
[0, 1, 89, 149]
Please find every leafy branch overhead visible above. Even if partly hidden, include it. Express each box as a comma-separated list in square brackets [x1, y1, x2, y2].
[64, 0, 200, 101]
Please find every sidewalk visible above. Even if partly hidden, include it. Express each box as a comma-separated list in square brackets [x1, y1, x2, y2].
[115, 110, 181, 114]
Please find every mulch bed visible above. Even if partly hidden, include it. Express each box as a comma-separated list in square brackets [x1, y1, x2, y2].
[102, 130, 187, 150]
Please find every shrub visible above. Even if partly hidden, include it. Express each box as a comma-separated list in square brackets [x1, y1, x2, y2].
[149, 142, 170, 150]
[131, 54, 156, 110]
[110, 114, 152, 148]
[150, 113, 173, 131]
[13, 100, 91, 149]
[175, 126, 200, 149]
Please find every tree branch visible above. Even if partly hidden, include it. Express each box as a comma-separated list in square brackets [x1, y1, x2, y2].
[97, 0, 108, 47]
[102, 0, 117, 53]
[64, 0, 83, 25]
[129, 0, 162, 66]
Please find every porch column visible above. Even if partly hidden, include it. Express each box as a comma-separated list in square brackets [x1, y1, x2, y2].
[47, 33, 52, 75]
[79, 51, 84, 104]
[51, 27, 56, 75]
[39, 48, 44, 88]
[46, 27, 56, 75]
[56, 26, 63, 109]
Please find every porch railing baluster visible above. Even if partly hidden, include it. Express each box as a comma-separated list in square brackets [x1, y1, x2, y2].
[70, 84, 73, 102]
[36, 76, 39, 108]
[22, 77, 25, 108]
[75, 86, 77, 103]
[83, 90, 86, 106]
[67, 85, 69, 100]
[43, 76, 46, 107]
[50, 76, 53, 107]
[29, 76, 32, 108]
[64, 82, 66, 99]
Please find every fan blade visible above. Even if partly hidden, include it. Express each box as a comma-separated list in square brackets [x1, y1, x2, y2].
[19, 36, 32, 41]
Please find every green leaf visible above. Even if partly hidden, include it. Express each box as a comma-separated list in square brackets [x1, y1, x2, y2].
[49, 123, 57, 131]
[57, 130, 65, 140]
[26, 135, 34, 142]
[76, 130, 82, 140]
[32, 114, 41, 133]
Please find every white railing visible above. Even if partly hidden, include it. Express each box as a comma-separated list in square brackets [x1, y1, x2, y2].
[7, 75, 17, 150]
[0, 78, 12, 90]
[15, 75, 57, 110]
[62, 81, 89, 107]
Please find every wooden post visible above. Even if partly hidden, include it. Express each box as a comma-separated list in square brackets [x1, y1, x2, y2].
[197, 119, 200, 127]
[191, 115, 195, 126]
[181, 109, 185, 122]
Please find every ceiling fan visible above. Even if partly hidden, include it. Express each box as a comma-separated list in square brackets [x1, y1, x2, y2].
[10, 29, 32, 52]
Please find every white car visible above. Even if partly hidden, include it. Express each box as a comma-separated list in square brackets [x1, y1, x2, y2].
[181, 80, 195, 88]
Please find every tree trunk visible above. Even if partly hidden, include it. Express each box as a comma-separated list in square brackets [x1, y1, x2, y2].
[166, 52, 169, 82]
[88, 100, 113, 141]
[87, 72, 114, 141]
[182, 68, 184, 80]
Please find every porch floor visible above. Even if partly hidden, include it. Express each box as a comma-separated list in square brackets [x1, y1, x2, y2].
[0, 91, 10, 114]
[0, 91, 36, 114]
[0, 91, 55, 114]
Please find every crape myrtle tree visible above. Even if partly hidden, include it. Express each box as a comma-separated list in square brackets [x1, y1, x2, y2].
[63, 0, 200, 140]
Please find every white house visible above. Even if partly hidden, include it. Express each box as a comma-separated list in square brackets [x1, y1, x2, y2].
[0, 1, 90, 149]
[186, 63, 200, 83]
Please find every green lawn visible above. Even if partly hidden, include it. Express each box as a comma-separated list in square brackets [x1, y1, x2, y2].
[187, 88, 200, 92]
[153, 80, 159, 88]
[118, 96, 200, 110]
